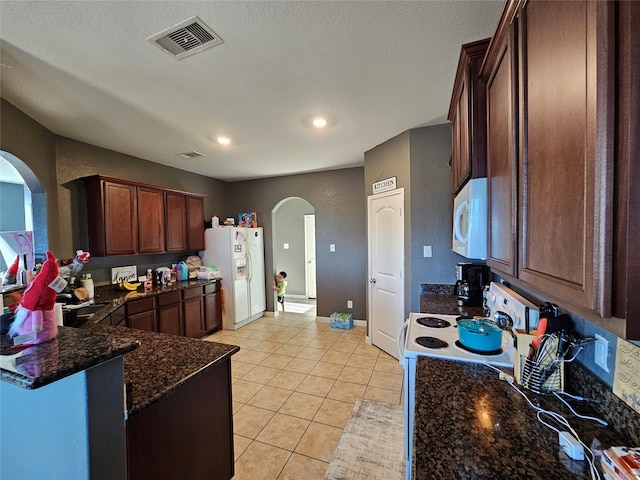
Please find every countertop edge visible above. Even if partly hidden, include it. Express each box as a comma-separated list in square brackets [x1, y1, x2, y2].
[1, 328, 140, 389]
[126, 344, 239, 417]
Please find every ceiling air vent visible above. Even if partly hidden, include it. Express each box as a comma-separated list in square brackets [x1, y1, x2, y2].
[177, 151, 205, 159]
[147, 16, 223, 60]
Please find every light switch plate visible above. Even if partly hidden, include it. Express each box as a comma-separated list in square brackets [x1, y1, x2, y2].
[284, 243, 289, 249]
[330, 244, 335, 252]
[423, 246, 432, 257]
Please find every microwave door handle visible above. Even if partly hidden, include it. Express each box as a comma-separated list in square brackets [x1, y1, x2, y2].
[454, 200, 469, 243]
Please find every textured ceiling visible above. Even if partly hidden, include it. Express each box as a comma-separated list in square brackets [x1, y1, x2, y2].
[0, 1, 502, 181]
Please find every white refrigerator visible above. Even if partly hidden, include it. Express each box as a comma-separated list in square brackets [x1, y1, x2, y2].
[202, 227, 266, 330]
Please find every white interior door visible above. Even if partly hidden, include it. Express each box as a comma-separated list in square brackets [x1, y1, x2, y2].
[368, 188, 404, 359]
[304, 214, 317, 299]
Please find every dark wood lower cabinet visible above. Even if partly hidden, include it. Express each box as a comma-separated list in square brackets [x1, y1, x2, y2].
[183, 287, 205, 338]
[126, 297, 157, 332]
[157, 291, 183, 336]
[204, 282, 222, 333]
[115, 282, 221, 338]
[126, 359, 234, 480]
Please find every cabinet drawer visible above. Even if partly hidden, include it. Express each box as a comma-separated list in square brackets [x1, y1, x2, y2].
[157, 291, 181, 307]
[182, 286, 203, 300]
[126, 297, 156, 315]
[204, 282, 220, 295]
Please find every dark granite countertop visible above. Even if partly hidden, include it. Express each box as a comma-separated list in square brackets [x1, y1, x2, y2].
[413, 357, 629, 480]
[420, 288, 484, 317]
[70, 278, 220, 326]
[0, 326, 139, 389]
[88, 324, 239, 417]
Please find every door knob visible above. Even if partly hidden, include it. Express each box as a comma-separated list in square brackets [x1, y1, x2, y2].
[370, 278, 376, 284]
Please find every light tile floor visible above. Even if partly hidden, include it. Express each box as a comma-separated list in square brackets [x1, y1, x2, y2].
[203, 309, 404, 480]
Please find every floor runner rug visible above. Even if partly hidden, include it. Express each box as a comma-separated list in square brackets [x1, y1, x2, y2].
[325, 398, 405, 480]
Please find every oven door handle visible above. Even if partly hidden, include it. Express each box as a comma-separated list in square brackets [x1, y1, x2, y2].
[396, 318, 410, 363]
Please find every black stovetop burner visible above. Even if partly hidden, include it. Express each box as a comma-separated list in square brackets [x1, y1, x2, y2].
[415, 336, 448, 349]
[416, 316, 452, 328]
[454, 340, 503, 356]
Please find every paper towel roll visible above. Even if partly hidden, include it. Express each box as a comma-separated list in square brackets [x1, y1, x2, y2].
[55, 303, 64, 326]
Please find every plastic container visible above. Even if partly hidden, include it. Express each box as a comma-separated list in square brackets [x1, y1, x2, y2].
[212, 215, 220, 227]
[80, 274, 94, 299]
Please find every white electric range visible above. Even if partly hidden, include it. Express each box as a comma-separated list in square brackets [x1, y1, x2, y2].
[399, 282, 539, 480]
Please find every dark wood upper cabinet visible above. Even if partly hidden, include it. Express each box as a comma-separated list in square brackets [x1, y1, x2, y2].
[137, 186, 166, 254]
[481, 6, 519, 278]
[84, 175, 205, 256]
[165, 192, 188, 252]
[187, 195, 205, 251]
[86, 177, 137, 256]
[612, 0, 640, 338]
[481, 0, 621, 323]
[517, 0, 614, 317]
[448, 38, 490, 195]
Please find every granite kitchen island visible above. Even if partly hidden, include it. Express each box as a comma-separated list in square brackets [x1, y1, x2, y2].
[1, 323, 239, 480]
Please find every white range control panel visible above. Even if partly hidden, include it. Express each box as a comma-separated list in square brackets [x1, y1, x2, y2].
[486, 282, 539, 331]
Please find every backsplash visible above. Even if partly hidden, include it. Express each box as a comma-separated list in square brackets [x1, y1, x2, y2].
[567, 362, 640, 444]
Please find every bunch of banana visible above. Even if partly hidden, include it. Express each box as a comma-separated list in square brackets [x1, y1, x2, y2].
[119, 280, 141, 291]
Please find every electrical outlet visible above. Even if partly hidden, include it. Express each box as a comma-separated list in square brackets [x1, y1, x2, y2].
[594, 333, 609, 372]
[423, 246, 432, 258]
[347, 300, 353, 309]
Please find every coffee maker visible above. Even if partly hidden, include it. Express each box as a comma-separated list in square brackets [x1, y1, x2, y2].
[455, 262, 490, 307]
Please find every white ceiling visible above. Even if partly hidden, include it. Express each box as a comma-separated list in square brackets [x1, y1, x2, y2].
[0, 1, 502, 181]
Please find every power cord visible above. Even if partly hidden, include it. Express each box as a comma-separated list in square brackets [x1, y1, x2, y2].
[553, 391, 608, 426]
[485, 363, 602, 480]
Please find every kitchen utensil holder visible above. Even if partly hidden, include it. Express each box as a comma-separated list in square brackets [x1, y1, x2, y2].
[519, 355, 563, 394]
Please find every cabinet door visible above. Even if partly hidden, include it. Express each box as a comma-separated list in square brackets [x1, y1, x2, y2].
[187, 196, 205, 251]
[448, 39, 489, 194]
[485, 22, 518, 276]
[204, 292, 221, 332]
[451, 81, 470, 193]
[137, 187, 166, 253]
[104, 181, 137, 255]
[165, 192, 187, 252]
[127, 310, 156, 332]
[518, 0, 613, 315]
[158, 303, 182, 336]
[183, 297, 204, 338]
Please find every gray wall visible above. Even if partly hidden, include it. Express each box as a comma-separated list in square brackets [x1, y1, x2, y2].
[1, 99, 366, 319]
[1, 98, 230, 284]
[364, 125, 460, 316]
[409, 125, 460, 310]
[274, 198, 315, 296]
[227, 168, 366, 320]
[0, 99, 59, 252]
[0, 182, 25, 231]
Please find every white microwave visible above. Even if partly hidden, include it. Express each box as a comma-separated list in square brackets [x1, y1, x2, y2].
[452, 178, 488, 259]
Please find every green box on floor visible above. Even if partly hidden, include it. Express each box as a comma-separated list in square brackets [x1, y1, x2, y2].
[330, 312, 353, 330]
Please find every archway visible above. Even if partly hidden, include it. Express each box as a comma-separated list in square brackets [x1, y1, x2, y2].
[271, 197, 316, 316]
[0, 151, 48, 271]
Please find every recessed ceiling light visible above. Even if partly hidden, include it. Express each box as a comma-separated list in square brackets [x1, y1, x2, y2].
[217, 136, 231, 145]
[303, 114, 335, 129]
[312, 117, 328, 128]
